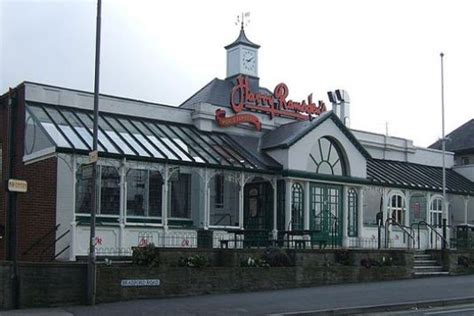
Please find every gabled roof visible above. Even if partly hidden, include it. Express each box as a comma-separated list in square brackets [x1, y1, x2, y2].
[429, 119, 474, 154]
[180, 77, 271, 109]
[224, 28, 260, 50]
[180, 78, 233, 109]
[261, 111, 371, 159]
[367, 158, 474, 195]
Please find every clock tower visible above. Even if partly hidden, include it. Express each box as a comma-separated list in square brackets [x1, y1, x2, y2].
[225, 26, 260, 79]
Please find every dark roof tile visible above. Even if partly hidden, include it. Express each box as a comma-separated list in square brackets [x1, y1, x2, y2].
[261, 111, 371, 159]
[224, 28, 260, 49]
[429, 119, 474, 154]
[367, 159, 474, 195]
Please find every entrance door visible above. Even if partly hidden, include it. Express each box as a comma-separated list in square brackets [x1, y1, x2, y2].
[244, 180, 273, 246]
[309, 183, 343, 247]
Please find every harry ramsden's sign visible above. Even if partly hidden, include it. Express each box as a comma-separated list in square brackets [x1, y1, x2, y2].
[215, 75, 327, 130]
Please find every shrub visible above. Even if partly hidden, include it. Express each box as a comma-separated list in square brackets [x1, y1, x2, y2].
[240, 256, 270, 268]
[360, 258, 371, 269]
[335, 250, 352, 266]
[380, 256, 393, 266]
[132, 244, 160, 267]
[262, 247, 292, 267]
[178, 255, 209, 268]
[458, 255, 470, 267]
[360, 258, 383, 269]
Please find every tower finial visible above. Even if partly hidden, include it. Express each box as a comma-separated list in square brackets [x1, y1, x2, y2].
[235, 12, 250, 31]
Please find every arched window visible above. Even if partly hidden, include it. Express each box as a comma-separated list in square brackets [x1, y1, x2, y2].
[409, 193, 427, 225]
[291, 183, 304, 230]
[389, 194, 405, 224]
[347, 188, 358, 237]
[308, 137, 346, 176]
[126, 169, 163, 217]
[430, 198, 443, 227]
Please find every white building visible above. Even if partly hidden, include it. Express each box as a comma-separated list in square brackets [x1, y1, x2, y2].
[1, 27, 473, 261]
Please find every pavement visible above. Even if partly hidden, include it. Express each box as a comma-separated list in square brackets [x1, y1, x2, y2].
[1, 275, 474, 315]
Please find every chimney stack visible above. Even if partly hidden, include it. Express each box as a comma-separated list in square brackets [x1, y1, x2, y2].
[327, 89, 351, 127]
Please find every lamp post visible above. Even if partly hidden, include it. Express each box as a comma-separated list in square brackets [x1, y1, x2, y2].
[440, 52, 447, 249]
[87, 0, 101, 305]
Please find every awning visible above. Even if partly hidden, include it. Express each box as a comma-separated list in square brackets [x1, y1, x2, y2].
[367, 159, 474, 195]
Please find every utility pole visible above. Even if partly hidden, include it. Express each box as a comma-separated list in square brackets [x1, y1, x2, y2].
[87, 0, 101, 305]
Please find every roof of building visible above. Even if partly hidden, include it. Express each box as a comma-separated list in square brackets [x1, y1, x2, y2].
[180, 77, 269, 109]
[224, 28, 260, 50]
[261, 111, 372, 159]
[25, 101, 276, 174]
[429, 119, 474, 154]
[367, 158, 474, 195]
[227, 134, 282, 170]
[180, 78, 233, 109]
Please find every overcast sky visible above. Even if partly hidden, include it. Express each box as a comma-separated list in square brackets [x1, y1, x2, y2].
[1, 0, 473, 147]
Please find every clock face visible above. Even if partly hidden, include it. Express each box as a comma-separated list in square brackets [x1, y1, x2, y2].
[242, 50, 256, 73]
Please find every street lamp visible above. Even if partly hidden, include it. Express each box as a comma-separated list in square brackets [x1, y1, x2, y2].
[88, 0, 102, 305]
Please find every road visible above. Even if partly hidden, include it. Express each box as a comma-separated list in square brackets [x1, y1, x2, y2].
[360, 303, 474, 315]
[1, 275, 474, 315]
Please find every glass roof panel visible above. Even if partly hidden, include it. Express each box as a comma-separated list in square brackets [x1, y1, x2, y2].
[180, 126, 232, 166]
[144, 122, 191, 161]
[24, 108, 55, 155]
[131, 121, 170, 159]
[98, 116, 135, 155]
[25, 103, 267, 172]
[26, 105, 70, 148]
[104, 117, 150, 157]
[116, 118, 165, 159]
[167, 125, 215, 164]
[42, 106, 88, 150]
[159, 125, 201, 162]
[73, 111, 107, 152]
[211, 134, 255, 169]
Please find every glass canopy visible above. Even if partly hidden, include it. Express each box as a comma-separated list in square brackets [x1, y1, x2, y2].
[25, 102, 264, 171]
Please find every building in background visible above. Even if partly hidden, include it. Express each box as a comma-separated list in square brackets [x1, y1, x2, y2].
[1, 27, 473, 262]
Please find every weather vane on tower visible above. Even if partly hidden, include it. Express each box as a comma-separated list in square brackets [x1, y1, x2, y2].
[235, 12, 251, 30]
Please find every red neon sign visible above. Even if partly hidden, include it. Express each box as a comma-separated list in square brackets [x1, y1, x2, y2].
[230, 76, 326, 121]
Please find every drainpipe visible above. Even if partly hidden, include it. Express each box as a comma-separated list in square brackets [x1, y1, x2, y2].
[464, 196, 469, 225]
[6, 88, 19, 308]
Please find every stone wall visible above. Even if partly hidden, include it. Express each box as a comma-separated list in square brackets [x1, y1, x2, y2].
[0, 249, 418, 309]
[427, 250, 474, 275]
[0, 261, 86, 309]
[96, 265, 412, 304]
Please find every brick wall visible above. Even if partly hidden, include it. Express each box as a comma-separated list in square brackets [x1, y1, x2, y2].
[0, 85, 58, 261]
[0, 92, 9, 260]
[17, 157, 58, 261]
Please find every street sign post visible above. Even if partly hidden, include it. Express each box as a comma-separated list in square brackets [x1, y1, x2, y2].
[89, 150, 99, 164]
